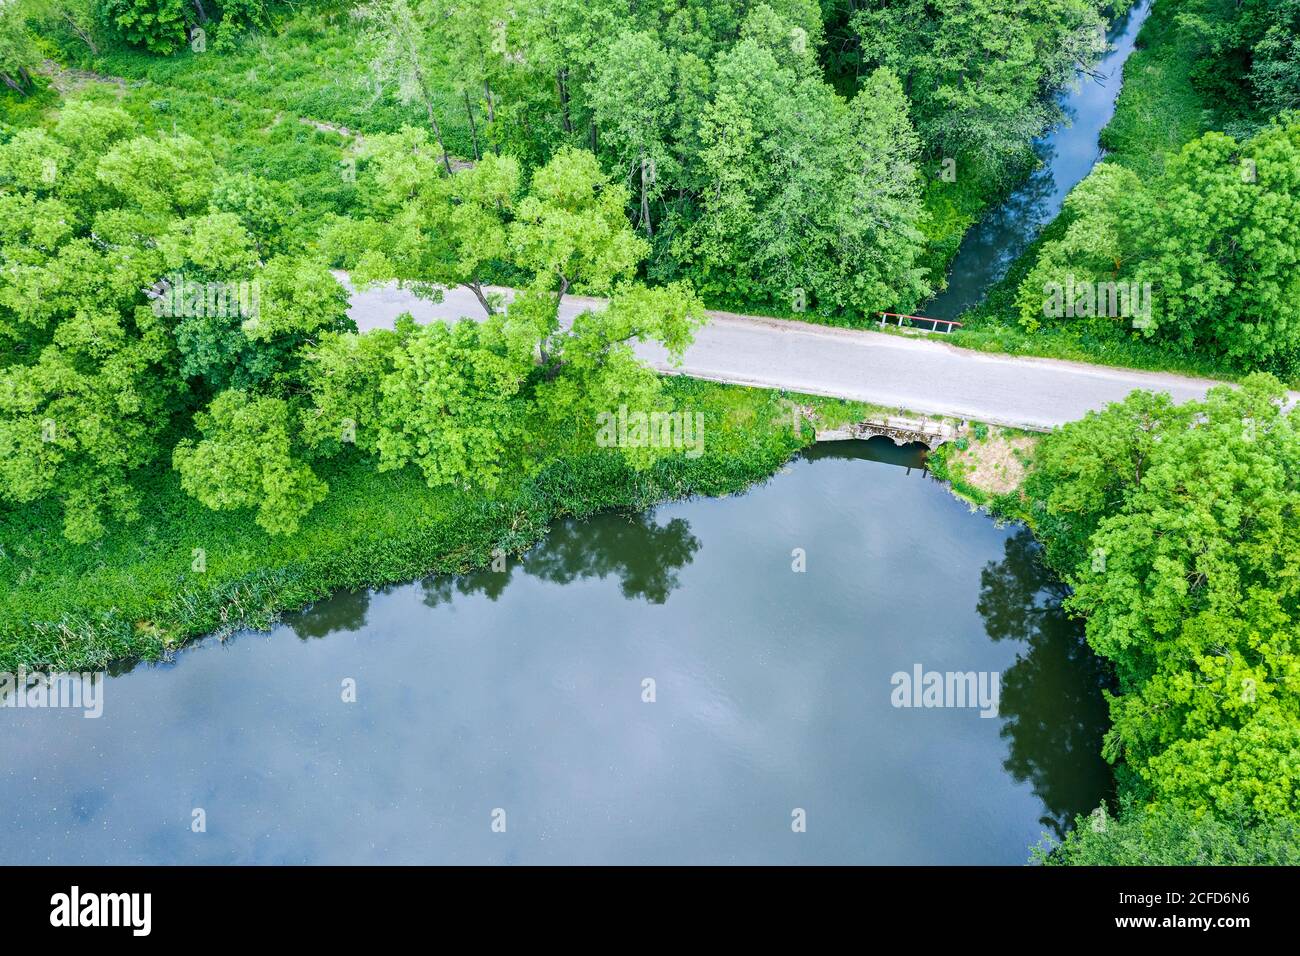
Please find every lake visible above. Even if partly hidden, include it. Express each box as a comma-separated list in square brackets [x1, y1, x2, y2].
[0, 440, 1110, 864]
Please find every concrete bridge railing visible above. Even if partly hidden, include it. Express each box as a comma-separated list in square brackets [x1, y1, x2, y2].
[816, 415, 966, 450]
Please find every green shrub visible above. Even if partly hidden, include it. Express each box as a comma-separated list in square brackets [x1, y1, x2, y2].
[102, 0, 190, 55]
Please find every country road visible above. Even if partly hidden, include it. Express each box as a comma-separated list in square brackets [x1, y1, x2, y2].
[339, 275, 1284, 431]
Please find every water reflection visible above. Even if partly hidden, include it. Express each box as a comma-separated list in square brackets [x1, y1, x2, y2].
[0, 440, 1113, 864]
[420, 510, 702, 608]
[976, 527, 1114, 839]
[928, 159, 1060, 320]
[290, 588, 371, 640]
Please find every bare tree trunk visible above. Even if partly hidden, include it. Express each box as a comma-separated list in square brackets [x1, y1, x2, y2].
[556, 275, 570, 306]
[65, 17, 99, 55]
[464, 90, 481, 161]
[484, 81, 500, 154]
[0, 73, 26, 96]
[557, 68, 573, 134]
[426, 100, 454, 173]
[415, 70, 454, 174]
[467, 280, 493, 316]
[640, 150, 653, 237]
[192, 0, 208, 23]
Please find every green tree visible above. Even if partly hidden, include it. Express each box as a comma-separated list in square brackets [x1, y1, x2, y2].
[1040, 801, 1300, 865]
[534, 281, 706, 469]
[0, 109, 177, 542]
[374, 316, 532, 491]
[355, 0, 458, 173]
[828, 66, 931, 314]
[587, 31, 676, 238]
[508, 144, 647, 309]
[1015, 119, 1300, 373]
[1131, 123, 1300, 368]
[96, 132, 217, 222]
[39, 0, 106, 54]
[1178, 0, 1300, 119]
[0, 0, 42, 96]
[1014, 162, 1143, 332]
[683, 17, 929, 316]
[338, 130, 521, 316]
[851, 0, 1107, 173]
[300, 323, 408, 457]
[173, 390, 327, 536]
[1025, 375, 1300, 824]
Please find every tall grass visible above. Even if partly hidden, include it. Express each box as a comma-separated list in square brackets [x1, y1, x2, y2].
[0, 379, 868, 673]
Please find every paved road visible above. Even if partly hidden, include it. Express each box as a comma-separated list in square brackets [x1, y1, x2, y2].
[340, 275, 1277, 431]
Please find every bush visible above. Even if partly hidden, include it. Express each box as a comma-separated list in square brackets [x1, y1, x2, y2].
[1039, 802, 1300, 866]
[101, 0, 190, 55]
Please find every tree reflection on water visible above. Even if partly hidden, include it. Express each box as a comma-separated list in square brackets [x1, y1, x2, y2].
[977, 527, 1114, 841]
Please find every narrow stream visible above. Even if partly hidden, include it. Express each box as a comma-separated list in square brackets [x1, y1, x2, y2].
[924, 0, 1152, 321]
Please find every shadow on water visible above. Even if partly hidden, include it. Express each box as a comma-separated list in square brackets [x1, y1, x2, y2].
[288, 438, 928, 642]
[284, 508, 702, 641]
[289, 588, 371, 640]
[809, 440, 1114, 838]
[976, 527, 1115, 839]
[801, 436, 930, 471]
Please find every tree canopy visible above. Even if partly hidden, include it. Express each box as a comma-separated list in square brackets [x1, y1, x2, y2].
[1024, 375, 1300, 827]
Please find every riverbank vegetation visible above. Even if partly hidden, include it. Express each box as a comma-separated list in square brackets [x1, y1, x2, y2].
[927, 425, 1038, 506]
[937, 369, 1300, 863]
[2, 373, 862, 672]
[1001, 374, 1300, 864]
[958, 0, 1300, 384]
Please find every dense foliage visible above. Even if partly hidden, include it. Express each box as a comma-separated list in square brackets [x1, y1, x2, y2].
[1041, 800, 1300, 865]
[5, 0, 1300, 869]
[1178, 0, 1300, 122]
[1021, 375, 1300, 861]
[338, 0, 946, 315]
[0, 376, 825, 672]
[1014, 118, 1300, 375]
[844, 0, 1110, 172]
[0, 78, 712, 539]
[0, 101, 352, 539]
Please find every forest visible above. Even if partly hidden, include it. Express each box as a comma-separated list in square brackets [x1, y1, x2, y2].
[1, 0, 1297, 866]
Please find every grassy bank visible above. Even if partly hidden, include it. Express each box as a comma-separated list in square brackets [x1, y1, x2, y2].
[49, 6, 462, 152]
[0, 379, 872, 673]
[926, 424, 1041, 510]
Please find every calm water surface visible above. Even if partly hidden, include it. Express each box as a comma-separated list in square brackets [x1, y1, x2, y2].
[0, 441, 1110, 864]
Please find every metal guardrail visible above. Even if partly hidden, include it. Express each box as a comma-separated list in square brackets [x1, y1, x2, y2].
[877, 312, 963, 333]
